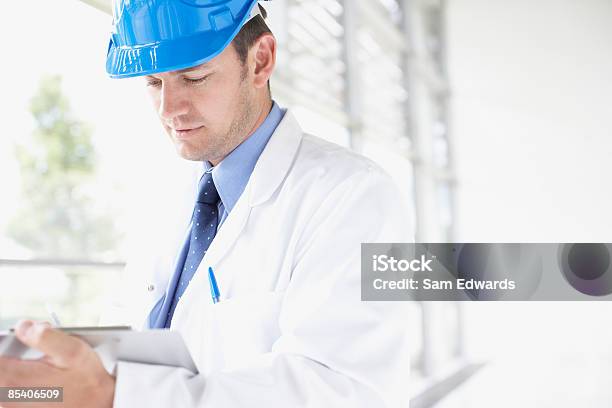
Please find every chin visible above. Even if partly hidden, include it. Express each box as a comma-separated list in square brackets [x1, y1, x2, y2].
[175, 143, 207, 162]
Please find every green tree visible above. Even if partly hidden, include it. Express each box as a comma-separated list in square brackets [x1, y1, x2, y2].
[8, 75, 116, 258]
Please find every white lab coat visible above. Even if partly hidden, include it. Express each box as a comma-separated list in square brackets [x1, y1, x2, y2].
[102, 110, 414, 407]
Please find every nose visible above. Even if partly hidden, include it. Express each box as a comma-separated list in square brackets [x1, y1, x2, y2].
[158, 82, 189, 125]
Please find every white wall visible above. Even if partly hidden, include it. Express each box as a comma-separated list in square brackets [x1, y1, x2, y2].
[446, 2, 612, 398]
[448, 0, 612, 242]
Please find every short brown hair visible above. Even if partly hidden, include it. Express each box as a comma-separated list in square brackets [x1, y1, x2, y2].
[232, 6, 272, 65]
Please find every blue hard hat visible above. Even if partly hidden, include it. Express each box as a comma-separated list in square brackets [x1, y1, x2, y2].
[106, 0, 263, 79]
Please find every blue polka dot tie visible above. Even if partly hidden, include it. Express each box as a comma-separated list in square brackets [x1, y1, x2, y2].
[164, 172, 220, 327]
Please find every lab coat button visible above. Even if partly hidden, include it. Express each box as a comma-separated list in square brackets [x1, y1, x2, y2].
[147, 284, 155, 292]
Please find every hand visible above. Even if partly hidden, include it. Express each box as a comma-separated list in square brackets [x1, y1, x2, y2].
[0, 320, 115, 408]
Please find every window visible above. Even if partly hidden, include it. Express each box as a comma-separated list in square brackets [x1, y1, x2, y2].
[0, 0, 183, 327]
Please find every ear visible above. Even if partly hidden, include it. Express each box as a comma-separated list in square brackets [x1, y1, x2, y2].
[251, 33, 276, 89]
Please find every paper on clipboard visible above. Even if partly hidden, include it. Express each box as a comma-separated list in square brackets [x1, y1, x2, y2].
[0, 326, 198, 374]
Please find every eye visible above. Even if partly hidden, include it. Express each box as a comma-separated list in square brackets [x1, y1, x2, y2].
[146, 78, 162, 88]
[184, 74, 211, 85]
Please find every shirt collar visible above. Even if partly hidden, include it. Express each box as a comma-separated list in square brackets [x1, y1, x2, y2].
[203, 101, 285, 213]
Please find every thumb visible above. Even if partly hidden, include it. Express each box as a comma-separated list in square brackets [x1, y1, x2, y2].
[15, 320, 89, 369]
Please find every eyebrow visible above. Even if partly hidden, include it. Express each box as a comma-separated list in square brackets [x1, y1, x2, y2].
[175, 64, 211, 74]
[144, 64, 212, 79]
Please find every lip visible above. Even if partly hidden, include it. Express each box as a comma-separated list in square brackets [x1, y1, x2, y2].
[173, 126, 204, 139]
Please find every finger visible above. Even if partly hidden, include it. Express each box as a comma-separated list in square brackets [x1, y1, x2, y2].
[12, 320, 51, 334]
[0, 356, 52, 387]
[14, 321, 89, 369]
[0, 356, 22, 385]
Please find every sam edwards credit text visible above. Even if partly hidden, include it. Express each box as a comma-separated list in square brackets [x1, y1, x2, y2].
[373, 278, 517, 290]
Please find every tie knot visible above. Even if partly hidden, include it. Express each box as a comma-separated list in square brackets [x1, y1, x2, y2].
[197, 172, 220, 204]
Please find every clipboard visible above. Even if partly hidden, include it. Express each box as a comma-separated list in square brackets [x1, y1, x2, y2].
[0, 326, 198, 374]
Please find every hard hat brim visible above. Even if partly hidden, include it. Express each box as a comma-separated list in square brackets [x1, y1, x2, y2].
[106, 1, 259, 79]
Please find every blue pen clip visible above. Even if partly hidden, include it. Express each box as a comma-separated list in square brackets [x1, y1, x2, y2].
[208, 267, 221, 304]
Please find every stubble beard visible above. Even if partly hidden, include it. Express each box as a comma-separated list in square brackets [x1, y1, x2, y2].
[199, 77, 257, 164]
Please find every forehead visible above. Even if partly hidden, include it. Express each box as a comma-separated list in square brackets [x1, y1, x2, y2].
[148, 44, 238, 78]
[144, 61, 212, 79]
[176, 63, 212, 74]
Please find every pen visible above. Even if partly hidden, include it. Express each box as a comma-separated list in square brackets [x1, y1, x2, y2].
[208, 267, 221, 304]
[45, 303, 62, 327]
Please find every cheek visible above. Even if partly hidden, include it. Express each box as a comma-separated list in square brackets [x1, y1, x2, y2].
[193, 84, 236, 126]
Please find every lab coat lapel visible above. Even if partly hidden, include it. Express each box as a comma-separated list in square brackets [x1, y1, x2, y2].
[247, 110, 303, 207]
[200, 188, 252, 295]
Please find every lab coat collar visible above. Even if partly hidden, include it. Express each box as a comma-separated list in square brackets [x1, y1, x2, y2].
[247, 110, 303, 207]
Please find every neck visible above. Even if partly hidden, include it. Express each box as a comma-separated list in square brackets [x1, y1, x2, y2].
[246, 97, 274, 142]
[209, 97, 273, 167]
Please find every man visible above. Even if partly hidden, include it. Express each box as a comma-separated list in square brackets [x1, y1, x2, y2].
[0, 1, 413, 406]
